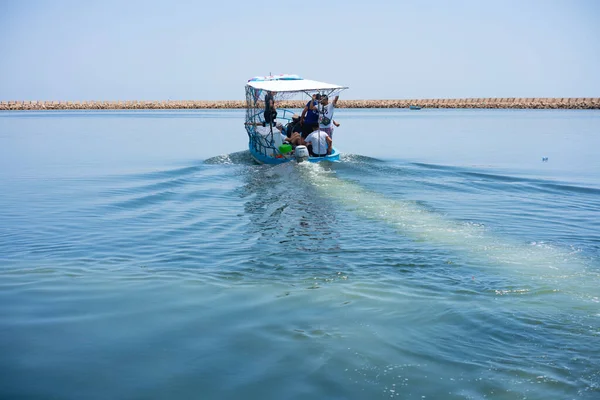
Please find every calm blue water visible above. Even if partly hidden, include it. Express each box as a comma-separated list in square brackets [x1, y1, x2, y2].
[0, 109, 599, 399]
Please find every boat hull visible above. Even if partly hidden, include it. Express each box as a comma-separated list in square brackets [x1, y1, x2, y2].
[249, 145, 340, 164]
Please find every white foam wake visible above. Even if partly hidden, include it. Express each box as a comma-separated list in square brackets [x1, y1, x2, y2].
[298, 162, 590, 279]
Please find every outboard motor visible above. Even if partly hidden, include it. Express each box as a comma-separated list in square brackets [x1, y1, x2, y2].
[294, 145, 309, 163]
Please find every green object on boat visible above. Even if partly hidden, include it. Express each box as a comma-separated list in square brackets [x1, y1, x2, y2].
[279, 144, 292, 154]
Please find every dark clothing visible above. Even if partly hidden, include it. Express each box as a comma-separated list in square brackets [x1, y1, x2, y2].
[285, 121, 302, 138]
[301, 100, 320, 138]
[264, 92, 274, 114]
[303, 100, 319, 125]
[264, 110, 277, 123]
[264, 92, 276, 123]
[301, 123, 313, 139]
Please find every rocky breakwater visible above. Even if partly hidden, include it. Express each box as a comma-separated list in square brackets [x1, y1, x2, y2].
[335, 98, 600, 109]
[0, 100, 247, 110]
[1, 98, 599, 110]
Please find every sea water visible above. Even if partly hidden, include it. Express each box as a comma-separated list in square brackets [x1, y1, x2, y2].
[0, 109, 599, 399]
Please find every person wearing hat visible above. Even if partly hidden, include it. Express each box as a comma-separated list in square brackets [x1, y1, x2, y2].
[284, 114, 302, 138]
[277, 114, 301, 147]
[318, 94, 339, 137]
[246, 120, 302, 149]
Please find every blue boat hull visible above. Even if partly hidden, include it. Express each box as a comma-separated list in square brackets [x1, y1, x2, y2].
[249, 145, 340, 164]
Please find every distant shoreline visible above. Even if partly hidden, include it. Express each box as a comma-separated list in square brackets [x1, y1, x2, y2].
[1, 98, 599, 110]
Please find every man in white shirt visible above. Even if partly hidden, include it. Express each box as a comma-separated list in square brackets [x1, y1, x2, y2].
[303, 123, 332, 157]
[318, 94, 339, 137]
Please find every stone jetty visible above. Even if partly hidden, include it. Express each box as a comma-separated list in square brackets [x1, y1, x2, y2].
[0, 98, 599, 110]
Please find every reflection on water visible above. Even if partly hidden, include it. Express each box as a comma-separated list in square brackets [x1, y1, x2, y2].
[239, 162, 341, 255]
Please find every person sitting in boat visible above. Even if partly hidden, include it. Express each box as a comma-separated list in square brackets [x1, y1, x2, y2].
[245, 121, 300, 148]
[284, 114, 303, 147]
[300, 94, 320, 138]
[264, 90, 277, 124]
[285, 114, 302, 137]
[318, 94, 339, 137]
[245, 120, 284, 137]
[303, 123, 332, 157]
[270, 121, 302, 148]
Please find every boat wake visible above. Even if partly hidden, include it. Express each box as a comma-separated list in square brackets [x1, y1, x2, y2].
[200, 151, 595, 289]
[287, 160, 599, 303]
[204, 151, 255, 165]
[203, 151, 382, 166]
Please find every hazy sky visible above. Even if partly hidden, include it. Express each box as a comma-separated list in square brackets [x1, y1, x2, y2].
[1, 0, 599, 100]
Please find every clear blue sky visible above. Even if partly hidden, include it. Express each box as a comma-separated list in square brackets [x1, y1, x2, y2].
[1, 0, 599, 100]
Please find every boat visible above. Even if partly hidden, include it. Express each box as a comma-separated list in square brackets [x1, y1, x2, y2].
[409, 105, 421, 110]
[244, 74, 348, 164]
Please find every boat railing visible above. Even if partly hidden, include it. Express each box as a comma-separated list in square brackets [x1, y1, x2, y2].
[248, 108, 296, 125]
[244, 106, 299, 158]
[277, 108, 295, 123]
[244, 85, 304, 159]
[246, 125, 283, 159]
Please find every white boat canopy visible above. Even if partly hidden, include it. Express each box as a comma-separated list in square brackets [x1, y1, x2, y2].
[246, 74, 347, 93]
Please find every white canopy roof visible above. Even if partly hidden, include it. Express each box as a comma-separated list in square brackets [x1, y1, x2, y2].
[246, 76, 347, 93]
